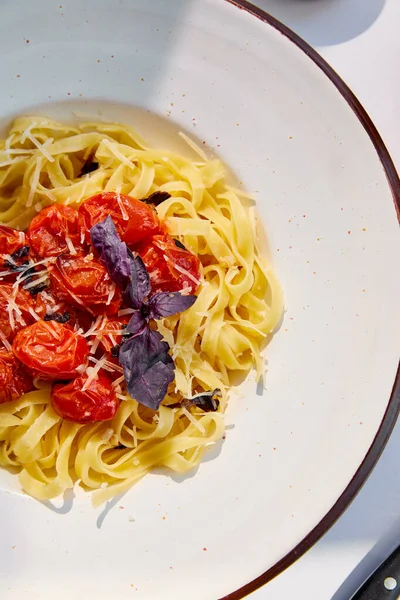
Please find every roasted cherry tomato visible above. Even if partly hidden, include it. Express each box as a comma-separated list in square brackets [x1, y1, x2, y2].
[97, 315, 131, 354]
[27, 204, 84, 258]
[0, 283, 46, 341]
[48, 255, 122, 316]
[78, 192, 161, 246]
[0, 226, 30, 281]
[0, 349, 34, 404]
[12, 320, 89, 380]
[0, 225, 26, 256]
[51, 373, 119, 423]
[137, 234, 201, 294]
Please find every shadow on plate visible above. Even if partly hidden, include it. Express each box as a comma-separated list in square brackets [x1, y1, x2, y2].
[254, 0, 386, 47]
[40, 488, 76, 514]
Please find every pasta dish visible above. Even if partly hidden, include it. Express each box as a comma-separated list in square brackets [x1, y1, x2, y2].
[0, 117, 282, 505]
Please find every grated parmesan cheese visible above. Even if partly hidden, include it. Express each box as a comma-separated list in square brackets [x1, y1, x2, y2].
[25, 133, 55, 163]
[20, 123, 34, 144]
[16, 268, 47, 287]
[0, 285, 26, 330]
[83, 315, 103, 338]
[67, 289, 85, 307]
[28, 307, 41, 321]
[40, 290, 56, 305]
[181, 407, 206, 434]
[116, 187, 129, 221]
[76, 364, 87, 375]
[73, 174, 90, 206]
[111, 375, 125, 388]
[118, 308, 135, 317]
[178, 131, 208, 162]
[65, 235, 78, 255]
[106, 282, 116, 306]
[132, 425, 138, 448]
[163, 254, 201, 286]
[82, 355, 107, 391]
[27, 157, 44, 208]
[89, 316, 108, 354]
[14, 257, 56, 286]
[23, 273, 49, 291]
[105, 360, 123, 373]
[172, 262, 201, 286]
[108, 333, 117, 347]
[102, 138, 135, 170]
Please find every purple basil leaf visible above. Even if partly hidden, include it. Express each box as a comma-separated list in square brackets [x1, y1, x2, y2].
[129, 255, 151, 309]
[126, 311, 146, 335]
[90, 216, 132, 289]
[147, 292, 197, 319]
[127, 360, 175, 411]
[118, 328, 174, 410]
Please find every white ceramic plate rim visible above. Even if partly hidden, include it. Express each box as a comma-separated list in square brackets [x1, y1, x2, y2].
[220, 1, 400, 599]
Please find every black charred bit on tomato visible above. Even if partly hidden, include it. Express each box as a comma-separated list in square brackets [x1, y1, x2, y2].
[141, 191, 171, 206]
[2, 259, 31, 273]
[27, 282, 49, 296]
[11, 245, 30, 260]
[44, 312, 71, 324]
[173, 238, 186, 251]
[79, 160, 99, 177]
[168, 389, 221, 412]
[110, 344, 120, 358]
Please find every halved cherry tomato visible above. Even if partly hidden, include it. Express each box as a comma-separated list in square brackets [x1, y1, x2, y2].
[78, 192, 161, 246]
[137, 234, 201, 294]
[0, 283, 46, 341]
[97, 315, 131, 354]
[0, 225, 26, 256]
[48, 255, 122, 316]
[27, 204, 84, 258]
[0, 349, 34, 404]
[12, 320, 89, 380]
[51, 373, 119, 423]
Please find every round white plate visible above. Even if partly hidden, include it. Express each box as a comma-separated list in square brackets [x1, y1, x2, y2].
[0, 1, 399, 599]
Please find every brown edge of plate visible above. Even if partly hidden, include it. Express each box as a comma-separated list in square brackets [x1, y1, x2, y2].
[221, 1, 400, 599]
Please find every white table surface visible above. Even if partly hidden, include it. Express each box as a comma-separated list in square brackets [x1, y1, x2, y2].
[247, 1, 400, 599]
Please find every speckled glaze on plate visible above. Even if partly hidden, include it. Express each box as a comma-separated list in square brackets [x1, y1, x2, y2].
[0, 1, 399, 599]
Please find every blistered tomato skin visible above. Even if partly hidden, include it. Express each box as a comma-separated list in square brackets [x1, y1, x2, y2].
[48, 255, 122, 316]
[12, 320, 89, 380]
[0, 350, 34, 404]
[78, 192, 161, 246]
[0, 283, 46, 341]
[97, 315, 131, 354]
[27, 204, 84, 258]
[137, 234, 201, 294]
[0, 225, 26, 256]
[51, 373, 119, 423]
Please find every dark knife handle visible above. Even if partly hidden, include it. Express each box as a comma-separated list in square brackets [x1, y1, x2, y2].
[351, 543, 400, 599]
